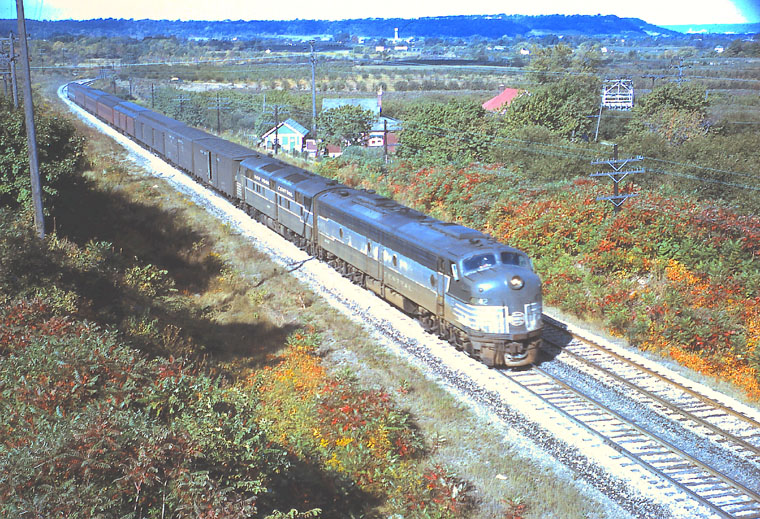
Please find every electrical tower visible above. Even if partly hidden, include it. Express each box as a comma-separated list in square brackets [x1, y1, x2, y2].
[594, 79, 634, 141]
[590, 144, 645, 213]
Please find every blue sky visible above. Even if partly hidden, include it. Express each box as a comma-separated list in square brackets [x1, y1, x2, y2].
[4, 0, 759, 25]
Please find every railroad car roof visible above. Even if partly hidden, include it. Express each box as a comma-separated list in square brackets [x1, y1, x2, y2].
[195, 136, 261, 160]
[114, 101, 150, 116]
[84, 89, 105, 101]
[96, 95, 123, 108]
[166, 124, 214, 141]
[136, 110, 185, 129]
[274, 166, 341, 199]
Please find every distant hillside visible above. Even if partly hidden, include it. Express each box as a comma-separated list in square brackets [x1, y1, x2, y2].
[663, 23, 760, 34]
[0, 14, 679, 40]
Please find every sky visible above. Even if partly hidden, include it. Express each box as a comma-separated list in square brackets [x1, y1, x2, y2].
[4, 0, 760, 26]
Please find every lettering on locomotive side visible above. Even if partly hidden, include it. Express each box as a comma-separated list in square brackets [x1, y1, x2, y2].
[277, 186, 294, 198]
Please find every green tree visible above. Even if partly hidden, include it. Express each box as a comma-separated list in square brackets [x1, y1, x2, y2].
[500, 77, 599, 138]
[317, 105, 374, 147]
[527, 43, 573, 83]
[398, 99, 493, 164]
[629, 82, 709, 144]
[0, 97, 87, 213]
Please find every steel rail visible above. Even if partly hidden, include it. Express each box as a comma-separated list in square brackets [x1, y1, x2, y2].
[500, 366, 760, 519]
[541, 334, 760, 459]
[543, 315, 760, 432]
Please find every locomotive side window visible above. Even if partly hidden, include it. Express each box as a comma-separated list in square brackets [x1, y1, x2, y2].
[463, 253, 495, 274]
[500, 252, 532, 269]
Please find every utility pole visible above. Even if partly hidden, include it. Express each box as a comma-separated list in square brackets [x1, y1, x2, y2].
[590, 144, 645, 214]
[274, 105, 279, 155]
[173, 93, 190, 115]
[151, 83, 155, 108]
[383, 119, 388, 163]
[0, 33, 19, 108]
[9, 32, 18, 108]
[309, 40, 317, 138]
[15, 0, 44, 238]
[207, 92, 229, 134]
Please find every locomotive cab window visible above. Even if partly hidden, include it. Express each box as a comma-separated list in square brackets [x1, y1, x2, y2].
[463, 253, 495, 274]
[500, 252, 532, 270]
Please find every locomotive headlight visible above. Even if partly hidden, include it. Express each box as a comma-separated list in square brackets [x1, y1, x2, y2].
[509, 275, 524, 290]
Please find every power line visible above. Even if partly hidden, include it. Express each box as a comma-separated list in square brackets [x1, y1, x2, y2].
[648, 168, 760, 192]
[644, 156, 758, 182]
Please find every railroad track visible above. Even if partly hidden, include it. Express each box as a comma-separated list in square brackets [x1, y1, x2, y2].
[500, 365, 760, 518]
[542, 317, 760, 462]
[503, 317, 760, 518]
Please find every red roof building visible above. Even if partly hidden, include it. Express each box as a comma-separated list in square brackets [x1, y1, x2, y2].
[482, 88, 525, 113]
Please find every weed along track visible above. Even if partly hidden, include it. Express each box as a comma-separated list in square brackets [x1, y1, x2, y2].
[61, 83, 760, 519]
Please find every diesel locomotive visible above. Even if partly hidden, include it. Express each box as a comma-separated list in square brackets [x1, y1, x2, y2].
[66, 82, 542, 366]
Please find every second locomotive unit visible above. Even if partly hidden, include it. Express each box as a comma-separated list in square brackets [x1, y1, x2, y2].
[67, 82, 542, 367]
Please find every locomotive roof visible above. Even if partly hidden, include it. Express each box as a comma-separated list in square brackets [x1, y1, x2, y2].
[319, 188, 502, 261]
[240, 156, 341, 199]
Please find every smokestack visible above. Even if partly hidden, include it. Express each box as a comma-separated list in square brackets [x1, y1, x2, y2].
[377, 87, 383, 114]
[394, 27, 398, 41]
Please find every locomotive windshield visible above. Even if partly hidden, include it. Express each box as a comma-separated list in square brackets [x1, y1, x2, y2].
[462, 251, 533, 275]
[462, 253, 496, 274]
[500, 251, 532, 269]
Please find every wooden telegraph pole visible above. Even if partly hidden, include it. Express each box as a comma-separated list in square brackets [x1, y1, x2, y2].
[9, 32, 19, 108]
[309, 40, 317, 138]
[16, 0, 44, 238]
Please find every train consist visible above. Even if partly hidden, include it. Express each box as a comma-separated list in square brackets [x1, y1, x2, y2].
[67, 82, 543, 367]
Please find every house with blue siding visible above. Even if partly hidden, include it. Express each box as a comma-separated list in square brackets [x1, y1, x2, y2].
[260, 118, 310, 153]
